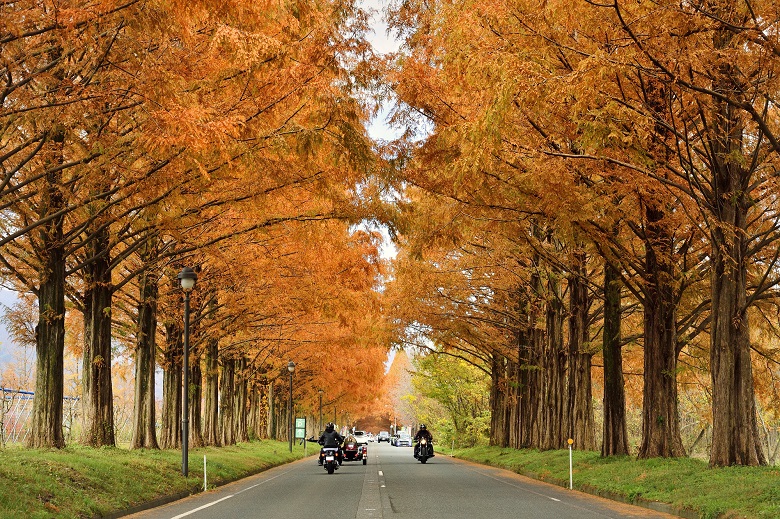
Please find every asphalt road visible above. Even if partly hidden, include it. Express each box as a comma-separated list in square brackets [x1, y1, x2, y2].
[125, 442, 681, 519]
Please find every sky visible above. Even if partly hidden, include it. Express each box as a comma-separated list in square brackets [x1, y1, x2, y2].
[362, 0, 403, 143]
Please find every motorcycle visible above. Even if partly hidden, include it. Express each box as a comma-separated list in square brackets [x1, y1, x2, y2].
[414, 437, 434, 463]
[319, 447, 340, 474]
[343, 438, 368, 465]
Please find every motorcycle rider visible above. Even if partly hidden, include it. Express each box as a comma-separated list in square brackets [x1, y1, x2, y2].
[413, 424, 434, 459]
[318, 422, 344, 465]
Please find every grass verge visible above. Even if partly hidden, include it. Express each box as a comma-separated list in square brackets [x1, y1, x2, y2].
[0, 440, 310, 518]
[451, 446, 780, 519]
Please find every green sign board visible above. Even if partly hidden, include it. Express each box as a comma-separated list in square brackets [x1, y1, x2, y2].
[295, 417, 306, 439]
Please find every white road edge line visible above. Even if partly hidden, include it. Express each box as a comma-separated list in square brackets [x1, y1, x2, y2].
[169, 471, 289, 518]
[169, 495, 234, 519]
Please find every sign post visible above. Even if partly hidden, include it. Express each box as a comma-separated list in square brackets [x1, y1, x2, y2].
[567, 438, 574, 489]
[295, 418, 307, 440]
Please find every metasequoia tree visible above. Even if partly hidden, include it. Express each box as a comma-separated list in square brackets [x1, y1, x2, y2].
[0, 0, 150, 447]
[575, 0, 780, 466]
[383, 0, 626, 452]
[384, 0, 780, 467]
[1, 0, 386, 449]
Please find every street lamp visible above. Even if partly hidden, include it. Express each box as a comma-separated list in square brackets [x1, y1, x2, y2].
[177, 266, 197, 477]
[287, 361, 295, 452]
[318, 389, 324, 432]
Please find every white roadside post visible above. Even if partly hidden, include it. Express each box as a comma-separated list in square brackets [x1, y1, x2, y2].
[567, 438, 574, 489]
[204, 455, 207, 492]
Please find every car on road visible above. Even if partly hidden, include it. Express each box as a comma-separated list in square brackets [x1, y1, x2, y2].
[395, 433, 412, 447]
[377, 431, 391, 442]
[352, 430, 369, 445]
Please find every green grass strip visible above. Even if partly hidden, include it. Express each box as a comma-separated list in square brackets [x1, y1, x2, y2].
[0, 440, 309, 518]
[451, 446, 780, 519]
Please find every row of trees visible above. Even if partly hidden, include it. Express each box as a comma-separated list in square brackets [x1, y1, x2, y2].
[381, 0, 780, 466]
[1, 0, 389, 449]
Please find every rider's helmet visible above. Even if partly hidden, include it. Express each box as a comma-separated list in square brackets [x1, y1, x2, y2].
[420, 424, 427, 430]
[325, 422, 335, 432]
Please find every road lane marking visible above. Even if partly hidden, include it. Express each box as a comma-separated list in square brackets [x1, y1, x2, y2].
[357, 452, 382, 518]
[378, 471, 383, 476]
[169, 495, 234, 518]
[169, 471, 288, 518]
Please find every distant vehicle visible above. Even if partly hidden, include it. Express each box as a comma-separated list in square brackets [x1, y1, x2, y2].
[377, 431, 391, 443]
[352, 430, 369, 445]
[396, 433, 412, 447]
[366, 432, 375, 442]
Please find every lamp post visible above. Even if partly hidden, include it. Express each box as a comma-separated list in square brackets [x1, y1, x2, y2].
[177, 266, 197, 477]
[318, 389, 323, 431]
[287, 361, 295, 452]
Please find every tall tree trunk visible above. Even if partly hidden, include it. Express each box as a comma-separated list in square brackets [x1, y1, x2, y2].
[541, 269, 567, 450]
[235, 357, 249, 442]
[708, 12, 765, 468]
[131, 262, 159, 449]
[220, 357, 236, 445]
[248, 381, 259, 440]
[601, 260, 629, 456]
[189, 359, 204, 448]
[159, 322, 182, 449]
[488, 353, 508, 446]
[203, 337, 220, 446]
[567, 249, 595, 450]
[267, 381, 276, 440]
[709, 161, 765, 466]
[29, 129, 67, 449]
[638, 204, 684, 458]
[81, 224, 115, 447]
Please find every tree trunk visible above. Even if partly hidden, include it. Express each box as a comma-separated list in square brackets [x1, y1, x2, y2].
[81, 224, 115, 447]
[131, 262, 159, 449]
[203, 337, 220, 446]
[159, 322, 182, 449]
[188, 359, 204, 448]
[601, 261, 629, 456]
[29, 128, 66, 449]
[567, 249, 595, 450]
[488, 353, 508, 446]
[710, 190, 765, 466]
[267, 381, 276, 440]
[707, 15, 765, 468]
[637, 204, 684, 459]
[541, 270, 567, 450]
[220, 357, 236, 445]
[235, 357, 249, 442]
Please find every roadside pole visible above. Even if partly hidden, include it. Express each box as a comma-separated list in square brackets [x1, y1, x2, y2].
[567, 438, 573, 490]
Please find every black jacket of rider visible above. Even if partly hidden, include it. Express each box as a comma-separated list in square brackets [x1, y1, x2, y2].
[319, 430, 344, 448]
[414, 429, 433, 442]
